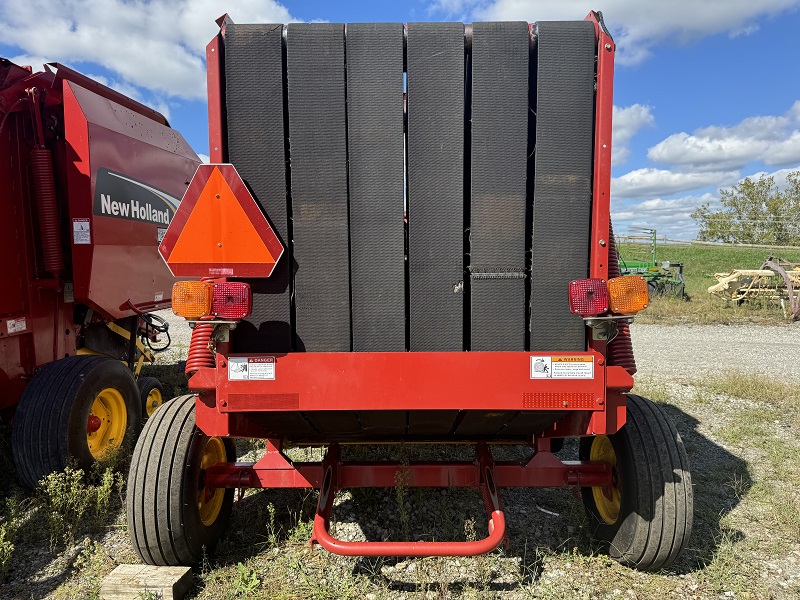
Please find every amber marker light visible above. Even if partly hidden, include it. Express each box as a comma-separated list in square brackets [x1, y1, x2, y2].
[172, 281, 213, 319]
[607, 276, 649, 315]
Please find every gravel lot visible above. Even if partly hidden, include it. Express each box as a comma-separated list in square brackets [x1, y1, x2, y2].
[631, 322, 800, 382]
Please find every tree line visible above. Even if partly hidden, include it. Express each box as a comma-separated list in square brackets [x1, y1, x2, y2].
[692, 170, 800, 245]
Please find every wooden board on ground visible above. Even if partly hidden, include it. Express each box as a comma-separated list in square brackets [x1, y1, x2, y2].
[100, 564, 192, 599]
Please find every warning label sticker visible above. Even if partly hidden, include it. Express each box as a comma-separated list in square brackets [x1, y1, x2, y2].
[228, 357, 276, 381]
[530, 356, 594, 379]
[72, 218, 91, 245]
[7, 317, 27, 334]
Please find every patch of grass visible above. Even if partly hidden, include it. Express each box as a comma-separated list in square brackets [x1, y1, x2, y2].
[52, 538, 113, 600]
[139, 363, 189, 399]
[699, 371, 800, 410]
[38, 465, 125, 548]
[0, 496, 23, 583]
[40, 467, 95, 548]
[696, 527, 755, 596]
[630, 378, 671, 403]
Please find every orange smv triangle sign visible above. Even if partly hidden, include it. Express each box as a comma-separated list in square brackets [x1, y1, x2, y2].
[159, 164, 284, 278]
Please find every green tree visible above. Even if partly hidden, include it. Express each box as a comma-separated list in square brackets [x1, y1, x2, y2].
[692, 170, 800, 245]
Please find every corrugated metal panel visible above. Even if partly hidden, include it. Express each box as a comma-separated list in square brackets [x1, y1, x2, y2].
[346, 23, 406, 351]
[286, 23, 351, 351]
[406, 22, 465, 351]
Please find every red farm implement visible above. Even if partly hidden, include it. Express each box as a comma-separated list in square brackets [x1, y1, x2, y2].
[0, 58, 199, 488]
[127, 12, 693, 571]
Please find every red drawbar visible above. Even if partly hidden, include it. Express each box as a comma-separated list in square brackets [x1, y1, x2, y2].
[202, 441, 613, 557]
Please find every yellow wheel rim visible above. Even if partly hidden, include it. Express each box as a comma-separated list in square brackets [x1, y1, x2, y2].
[590, 435, 621, 525]
[86, 388, 127, 460]
[145, 387, 163, 417]
[198, 436, 227, 526]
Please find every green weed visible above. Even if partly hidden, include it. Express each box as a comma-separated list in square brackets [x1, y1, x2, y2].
[38, 465, 125, 548]
[52, 537, 113, 600]
[0, 496, 24, 582]
[233, 562, 260, 596]
[0, 523, 14, 582]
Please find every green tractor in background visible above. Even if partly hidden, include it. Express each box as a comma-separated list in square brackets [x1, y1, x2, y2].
[618, 229, 688, 299]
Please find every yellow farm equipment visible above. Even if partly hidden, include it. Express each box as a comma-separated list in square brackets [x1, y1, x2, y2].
[708, 257, 800, 319]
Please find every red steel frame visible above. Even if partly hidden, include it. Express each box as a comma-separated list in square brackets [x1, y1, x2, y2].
[194, 12, 624, 557]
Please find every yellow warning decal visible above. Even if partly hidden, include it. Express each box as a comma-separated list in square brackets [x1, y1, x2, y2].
[531, 356, 594, 379]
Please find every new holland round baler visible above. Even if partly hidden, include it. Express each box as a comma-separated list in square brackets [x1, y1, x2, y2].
[0, 58, 200, 488]
[128, 12, 693, 571]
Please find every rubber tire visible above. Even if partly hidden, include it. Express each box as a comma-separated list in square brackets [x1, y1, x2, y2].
[579, 394, 693, 571]
[138, 377, 165, 419]
[11, 355, 141, 488]
[127, 395, 236, 566]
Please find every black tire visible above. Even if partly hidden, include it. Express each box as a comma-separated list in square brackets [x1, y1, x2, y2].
[579, 394, 693, 571]
[11, 355, 141, 488]
[137, 376, 165, 419]
[127, 395, 235, 565]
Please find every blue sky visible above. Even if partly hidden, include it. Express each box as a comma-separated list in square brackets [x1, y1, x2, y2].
[1, 0, 799, 239]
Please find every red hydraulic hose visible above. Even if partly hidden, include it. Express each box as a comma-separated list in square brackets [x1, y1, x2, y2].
[30, 147, 64, 279]
[606, 223, 637, 375]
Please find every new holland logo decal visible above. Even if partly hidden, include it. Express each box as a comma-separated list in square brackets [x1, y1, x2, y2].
[93, 168, 179, 225]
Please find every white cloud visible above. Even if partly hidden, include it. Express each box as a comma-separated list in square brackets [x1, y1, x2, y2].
[0, 1, 297, 101]
[612, 104, 653, 165]
[745, 165, 800, 189]
[611, 193, 717, 239]
[197, 154, 210, 164]
[611, 164, 800, 239]
[648, 101, 800, 171]
[7, 54, 50, 71]
[612, 168, 740, 200]
[432, 1, 800, 66]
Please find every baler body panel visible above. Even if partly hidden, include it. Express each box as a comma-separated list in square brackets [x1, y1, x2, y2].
[63, 81, 199, 319]
[0, 58, 199, 414]
[180, 17, 630, 443]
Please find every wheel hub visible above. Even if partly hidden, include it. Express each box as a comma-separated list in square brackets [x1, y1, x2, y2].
[590, 435, 622, 525]
[87, 414, 101, 433]
[86, 387, 127, 459]
[145, 387, 163, 417]
[197, 436, 227, 526]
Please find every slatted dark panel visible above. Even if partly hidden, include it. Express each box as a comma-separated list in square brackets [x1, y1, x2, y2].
[470, 275, 526, 349]
[529, 21, 595, 351]
[286, 23, 351, 351]
[406, 22, 465, 351]
[225, 23, 292, 353]
[346, 23, 406, 352]
[469, 21, 529, 350]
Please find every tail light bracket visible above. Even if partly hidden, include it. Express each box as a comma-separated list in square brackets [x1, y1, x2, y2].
[583, 315, 634, 341]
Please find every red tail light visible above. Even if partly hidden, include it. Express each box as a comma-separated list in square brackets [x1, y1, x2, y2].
[568, 278, 609, 317]
[211, 282, 252, 319]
